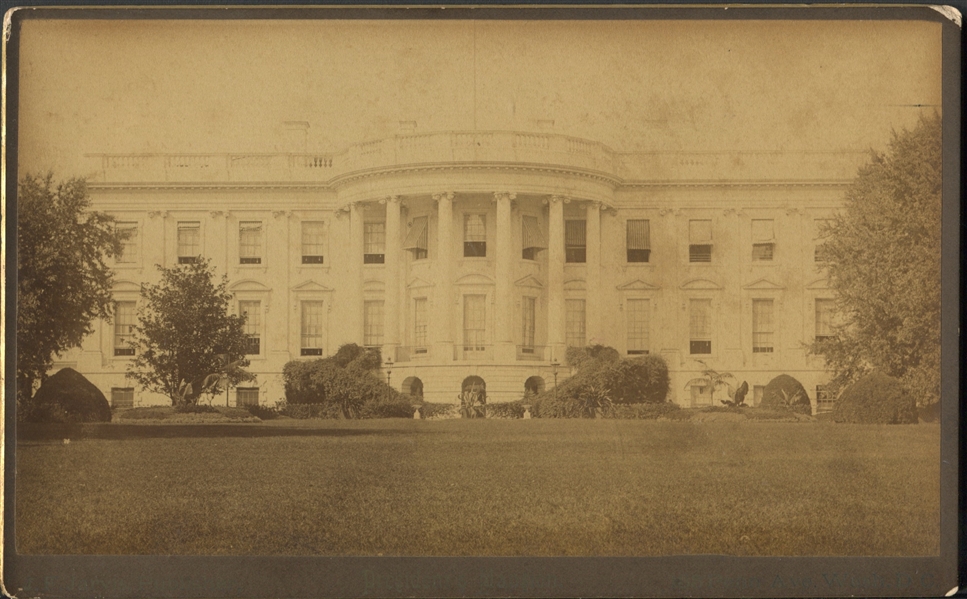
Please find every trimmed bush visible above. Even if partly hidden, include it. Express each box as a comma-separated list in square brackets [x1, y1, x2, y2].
[245, 403, 279, 420]
[760, 374, 812, 415]
[360, 397, 415, 419]
[600, 356, 670, 404]
[486, 402, 526, 419]
[832, 372, 918, 424]
[565, 344, 621, 371]
[174, 403, 219, 414]
[420, 402, 459, 420]
[24, 368, 112, 423]
[607, 402, 681, 420]
[282, 344, 401, 418]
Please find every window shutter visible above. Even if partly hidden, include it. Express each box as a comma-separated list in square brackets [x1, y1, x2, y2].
[522, 216, 546, 250]
[403, 217, 429, 251]
[626, 220, 651, 249]
[565, 220, 586, 246]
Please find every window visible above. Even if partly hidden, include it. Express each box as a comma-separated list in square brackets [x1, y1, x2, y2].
[814, 219, 831, 262]
[403, 216, 429, 260]
[364, 300, 385, 347]
[114, 301, 136, 356]
[815, 299, 835, 342]
[626, 298, 650, 354]
[364, 222, 386, 264]
[688, 219, 712, 263]
[626, 220, 651, 263]
[522, 215, 546, 260]
[565, 220, 586, 263]
[300, 301, 324, 356]
[239, 300, 261, 355]
[116, 222, 139, 264]
[751, 219, 775, 261]
[236, 387, 260, 407]
[463, 295, 487, 351]
[413, 298, 428, 353]
[690, 384, 713, 406]
[816, 385, 834, 412]
[565, 299, 586, 348]
[464, 214, 487, 257]
[521, 296, 536, 352]
[689, 298, 712, 354]
[111, 387, 134, 408]
[177, 221, 200, 263]
[239, 221, 263, 264]
[301, 221, 326, 264]
[752, 299, 775, 353]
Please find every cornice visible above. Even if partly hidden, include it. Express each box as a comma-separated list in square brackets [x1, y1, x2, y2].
[87, 182, 336, 192]
[619, 179, 854, 189]
[328, 162, 623, 188]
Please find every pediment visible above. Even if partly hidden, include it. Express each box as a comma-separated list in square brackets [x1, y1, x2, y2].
[291, 280, 334, 293]
[112, 280, 141, 293]
[363, 279, 385, 292]
[564, 279, 586, 291]
[617, 279, 660, 291]
[407, 277, 435, 290]
[742, 278, 785, 291]
[454, 273, 495, 286]
[229, 279, 272, 292]
[805, 277, 830, 290]
[514, 275, 544, 289]
[679, 278, 722, 291]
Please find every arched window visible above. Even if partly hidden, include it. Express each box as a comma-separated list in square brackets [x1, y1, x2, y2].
[524, 376, 545, 396]
[401, 376, 424, 399]
[461, 376, 486, 403]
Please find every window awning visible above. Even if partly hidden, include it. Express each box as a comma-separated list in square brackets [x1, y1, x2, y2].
[565, 220, 586, 246]
[626, 219, 651, 249]
[522, 216, 546, 250]
[403, 217, 428, 251]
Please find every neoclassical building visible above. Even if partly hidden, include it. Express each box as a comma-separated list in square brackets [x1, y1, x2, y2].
[60, 130, 867, 412]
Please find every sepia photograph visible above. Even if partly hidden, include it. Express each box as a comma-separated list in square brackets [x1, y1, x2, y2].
[3, 6, 958, 597]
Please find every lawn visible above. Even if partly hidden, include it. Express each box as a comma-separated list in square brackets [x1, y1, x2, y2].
[16, 419, 940, 556]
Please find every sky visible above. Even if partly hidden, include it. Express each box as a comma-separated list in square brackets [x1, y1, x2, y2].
[16, 16, 943, 176]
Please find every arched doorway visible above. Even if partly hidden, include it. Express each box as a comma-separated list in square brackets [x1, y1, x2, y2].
[524, 376, 545, 397]
[461, 376, 486, 403]
[401, 376, 423, 399]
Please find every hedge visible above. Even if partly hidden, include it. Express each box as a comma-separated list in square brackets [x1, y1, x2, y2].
[832, 372, 918, 424]
[606, 402, 681, 420]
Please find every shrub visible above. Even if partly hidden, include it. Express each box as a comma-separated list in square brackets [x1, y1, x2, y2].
[174, 403, 219, 414]
[918, 401, 940, 423]
[832, 372, 918, 424]
[420, 402, 459, 420]
[245, 403, 279, 420]
[607, 402, 681, 420]
[282, 350, 401, 418]
[760, 374, 812, 415]
[531, 379, 612, 418]
[600, 356, 670, 404]
[486, 402, 526, 419]
[565, 344, 621, 371]
[276, 400, 340, 419]
[24, 368, 112, 423]
[360, 397, 415, 419]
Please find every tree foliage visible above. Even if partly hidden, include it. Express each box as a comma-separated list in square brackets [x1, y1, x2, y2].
[16, 173, 124, 410]
[811, 113, 942, 406]
[127, 259, 254, 405]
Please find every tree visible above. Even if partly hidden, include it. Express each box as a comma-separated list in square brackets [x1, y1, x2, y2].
[684, 360, 736, 404]
[127, 259, 254, 405]
[811, 113, 942, 406]
[16, 173, 125, 412]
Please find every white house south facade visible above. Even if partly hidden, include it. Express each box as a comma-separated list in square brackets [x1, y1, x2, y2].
[59, 130, 868, 412]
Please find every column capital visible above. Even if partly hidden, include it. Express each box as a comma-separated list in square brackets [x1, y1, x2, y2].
[493, 191, 517, 202]
[432, 191, 455, 203]
[272, 210, 293, 219]
[543, 195, 569, 205]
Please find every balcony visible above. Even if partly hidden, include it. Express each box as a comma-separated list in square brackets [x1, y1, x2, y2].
[516, 345, 546, 361]
[395, 346, 430, 362]
[454, 345, 493, 361]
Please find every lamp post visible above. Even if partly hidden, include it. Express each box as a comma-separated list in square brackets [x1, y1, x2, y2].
[551, 358, 560, 388]
[384, 356, 393, 387]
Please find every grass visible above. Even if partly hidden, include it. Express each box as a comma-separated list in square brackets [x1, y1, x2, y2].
[16, 419, 940, 556]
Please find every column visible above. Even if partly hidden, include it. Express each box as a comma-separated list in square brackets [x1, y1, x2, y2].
[547, 195, 566, 361]
[384, 196, 402, 357]
[433, 192, 455, 358]
[586, 201, 602, 344]
[494, 192, 516, 361]
[349, 202, 365, 345]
